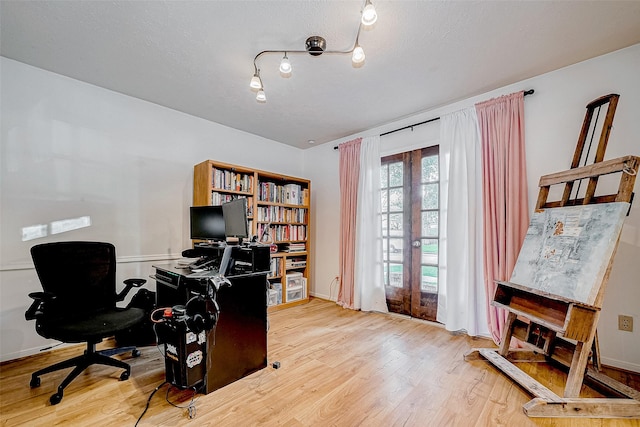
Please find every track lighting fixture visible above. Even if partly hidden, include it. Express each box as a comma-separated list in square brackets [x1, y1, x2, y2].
[249, 0, 377, 103]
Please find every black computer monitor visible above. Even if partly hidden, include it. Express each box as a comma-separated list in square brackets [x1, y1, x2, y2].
[222, 198, 249, 243]
[190, 205, 226, 242]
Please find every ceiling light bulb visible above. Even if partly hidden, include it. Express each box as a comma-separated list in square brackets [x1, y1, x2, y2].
[361, 0, 377, 26]
[279, 54, 292, 75]
[352, 45, 365, 64]
[256, 90, 266, 103]
[250, 72, 262, 90]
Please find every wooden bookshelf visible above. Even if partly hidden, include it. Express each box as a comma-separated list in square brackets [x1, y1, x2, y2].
[193, 160, 311, 311]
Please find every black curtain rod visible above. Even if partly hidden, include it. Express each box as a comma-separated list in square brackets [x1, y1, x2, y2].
[333, 89, 534, 150]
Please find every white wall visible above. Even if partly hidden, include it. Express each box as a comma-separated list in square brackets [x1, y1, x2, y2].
[305, 44, 640, 372]
[3, 44, 639, 370]
[0, 57, 305, 362]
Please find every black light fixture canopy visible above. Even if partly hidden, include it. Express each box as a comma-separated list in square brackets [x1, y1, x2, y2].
[305, 36, 327, 56]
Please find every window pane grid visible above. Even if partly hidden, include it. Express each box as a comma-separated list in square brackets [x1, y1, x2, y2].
[420, 154, 439, 294]
[381, 160, 403, 288]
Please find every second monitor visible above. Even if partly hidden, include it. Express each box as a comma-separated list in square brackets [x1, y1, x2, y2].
[221, 198, 250, 244]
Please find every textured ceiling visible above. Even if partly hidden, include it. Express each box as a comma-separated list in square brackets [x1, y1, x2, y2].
[2, 1, 640, 149]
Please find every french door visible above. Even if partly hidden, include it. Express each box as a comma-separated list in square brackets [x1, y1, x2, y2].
[381, 146, 439, 321]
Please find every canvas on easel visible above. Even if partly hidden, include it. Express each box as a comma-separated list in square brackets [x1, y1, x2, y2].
[510, 202, 628, 306]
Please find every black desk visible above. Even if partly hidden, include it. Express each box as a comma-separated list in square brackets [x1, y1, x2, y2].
[153, 259, 269, 394]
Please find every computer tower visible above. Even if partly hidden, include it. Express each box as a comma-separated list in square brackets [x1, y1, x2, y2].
[156, 317, 206, 389]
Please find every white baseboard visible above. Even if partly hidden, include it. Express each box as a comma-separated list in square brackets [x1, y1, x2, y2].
[601, 356, 640, 374]
[309, 291, 334, 301]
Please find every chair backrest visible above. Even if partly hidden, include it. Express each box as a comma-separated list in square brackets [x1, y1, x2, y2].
[31, 241, 118, 315]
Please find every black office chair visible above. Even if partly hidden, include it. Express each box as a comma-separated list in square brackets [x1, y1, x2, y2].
[26, 241, 147, 405]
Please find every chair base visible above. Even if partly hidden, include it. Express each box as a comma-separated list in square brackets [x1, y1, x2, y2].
[30, 342, 140, 405]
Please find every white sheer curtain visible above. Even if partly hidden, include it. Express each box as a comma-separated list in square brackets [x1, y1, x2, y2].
[354, 136, 388, 312]
[437, 108, 488, 335]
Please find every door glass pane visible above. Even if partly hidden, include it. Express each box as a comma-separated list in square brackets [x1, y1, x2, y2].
[389, 213, 403, 236]
[421, 211, 438, 237]
[381, 215, 388, 237]
[388, 238, 403, 262]
[421, 265, 438, 293]
[389, 162, 403, 187]
[421, 238, 438, 265]
[389, 263, 403, 288]
[422, 155, 438, 182]
[422, 183, 438, 209]
[389, 188, 403, 211]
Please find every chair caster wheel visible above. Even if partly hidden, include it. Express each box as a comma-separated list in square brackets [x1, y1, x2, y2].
[132, 349, 141, 358]
[120, 371, 130, 381]
[50, 392, 63, 405]
[30, 377, 41, 388]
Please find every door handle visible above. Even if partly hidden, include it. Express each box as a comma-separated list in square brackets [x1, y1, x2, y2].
[412, 240, 421, 248]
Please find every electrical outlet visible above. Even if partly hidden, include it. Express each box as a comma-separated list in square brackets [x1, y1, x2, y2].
[618, 315, 633, 332]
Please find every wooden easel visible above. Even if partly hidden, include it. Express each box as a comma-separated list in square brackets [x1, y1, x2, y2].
[466, 94, 640, 418]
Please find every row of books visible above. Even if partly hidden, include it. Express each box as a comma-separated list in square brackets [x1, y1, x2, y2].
[211, 167, 254, 193]
[210, 193, 254, 216]
[257, 224, 307, 242]
[259, 182, 309, 206]
[256, 206, 307, 223]
[269, 257, 282, 278]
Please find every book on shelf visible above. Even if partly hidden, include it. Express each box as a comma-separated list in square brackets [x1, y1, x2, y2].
[285, 258, 307, 269]
[284, 183, 299, 205]
[286, 243, 306, 253]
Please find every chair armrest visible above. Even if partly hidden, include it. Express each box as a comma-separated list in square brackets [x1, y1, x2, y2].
[25, 292, 56, 321]
[116, 278, 147, 302]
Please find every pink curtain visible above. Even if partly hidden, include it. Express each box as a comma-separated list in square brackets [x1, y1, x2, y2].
[476, 92, 529, 344]
[337, 138, 362, 308]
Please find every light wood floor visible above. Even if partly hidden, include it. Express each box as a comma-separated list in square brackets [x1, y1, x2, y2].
[1, 298, 639, 426]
